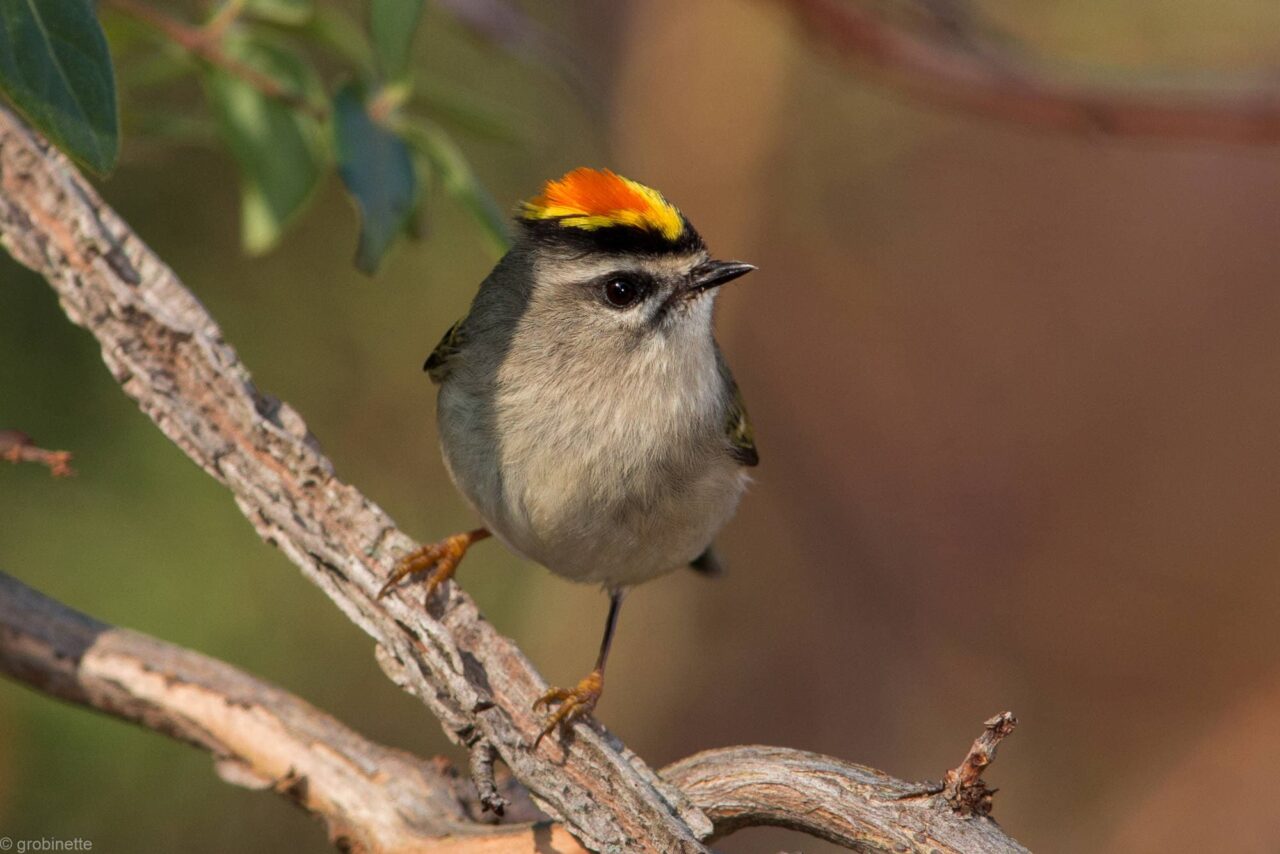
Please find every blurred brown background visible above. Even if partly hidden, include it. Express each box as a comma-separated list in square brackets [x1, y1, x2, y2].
[4, 1, 1280, 851]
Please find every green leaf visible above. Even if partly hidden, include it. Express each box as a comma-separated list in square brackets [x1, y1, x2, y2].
[403, 119, 509, 254]
[202, 36, 325, 254]
[333, 82, 418, 273]
[370, 0, 424, 80]
[0, 0, 118, 173]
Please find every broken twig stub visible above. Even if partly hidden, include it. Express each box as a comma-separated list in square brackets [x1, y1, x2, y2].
[942, 712, 1018, 817]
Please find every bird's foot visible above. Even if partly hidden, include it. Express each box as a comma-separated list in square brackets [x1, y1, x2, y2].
[377, 528, 488, 600]
[533, 669, 603, 747]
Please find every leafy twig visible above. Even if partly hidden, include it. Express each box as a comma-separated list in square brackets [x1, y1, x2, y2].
[202, 0, 250, 42]
[104, 0, 327, 120]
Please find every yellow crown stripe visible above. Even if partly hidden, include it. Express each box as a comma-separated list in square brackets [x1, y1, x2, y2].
[520, 168, 685, 242]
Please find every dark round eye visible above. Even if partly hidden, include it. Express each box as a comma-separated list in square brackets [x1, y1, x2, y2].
[603, 276, 641, 309]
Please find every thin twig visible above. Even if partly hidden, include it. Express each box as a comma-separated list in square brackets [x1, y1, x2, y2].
[104, 0, 327, 120]
[0, 430, 74, 477]
[202, 0, 249, 42]
[776, 0, 1280, 145]
[468, 737, 509, 817]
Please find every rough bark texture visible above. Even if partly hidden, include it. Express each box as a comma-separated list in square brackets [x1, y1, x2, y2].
[779, 0, 1280, 145]
[942, 712, 1018, 817]
[0, 571, 576, 853]
[0, 102, 707, 854]
[665, 746, 1029, 853]
[0, 568, 1029, 853]
[0, 102, 1030, 852]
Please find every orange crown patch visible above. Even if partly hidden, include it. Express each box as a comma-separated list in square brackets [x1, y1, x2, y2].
[519, 168, 685, 242]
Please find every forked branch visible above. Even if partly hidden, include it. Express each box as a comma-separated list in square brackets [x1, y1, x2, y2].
[0, 571, 566, 853]
[0, 103, 1027, 852]
[0, 568, 1027, 852]
[0, 100, 705, 853]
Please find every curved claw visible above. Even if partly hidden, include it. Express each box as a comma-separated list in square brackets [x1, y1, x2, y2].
[377, 543, 451, 599]
[533, 669, 603, 748]
[377, 529, 487, 600]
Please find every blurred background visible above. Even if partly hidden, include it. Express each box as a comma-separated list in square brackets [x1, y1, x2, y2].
[5, 0, 1280, 851]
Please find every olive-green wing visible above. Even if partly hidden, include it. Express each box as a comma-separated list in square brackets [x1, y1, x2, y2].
[717, 347, 759, 467]
[423, 318, 465, 384]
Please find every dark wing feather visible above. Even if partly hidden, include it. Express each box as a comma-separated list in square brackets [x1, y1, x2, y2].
[689, 545, 724, 576]
[691, 351, 756, 577]
[717, 346, 759, 467]
[423, 318, 465, 384]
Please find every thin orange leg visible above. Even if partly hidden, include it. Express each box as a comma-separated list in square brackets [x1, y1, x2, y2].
[534, 590, 625, 747]
[377, 528, 490, 601]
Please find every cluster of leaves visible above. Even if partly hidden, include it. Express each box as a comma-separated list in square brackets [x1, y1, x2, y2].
[0, 0, 512, 272]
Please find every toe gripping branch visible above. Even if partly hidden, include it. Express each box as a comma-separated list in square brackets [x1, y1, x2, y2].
[532, 590, 625, 747]
[533, 669, 604, 748]
[377, 528, 490, 601]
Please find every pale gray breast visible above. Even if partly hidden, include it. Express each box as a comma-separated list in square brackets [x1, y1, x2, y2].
[434, 253, 741, 581]
[496, 327, 725, 530]
[449, 340, 725, 576]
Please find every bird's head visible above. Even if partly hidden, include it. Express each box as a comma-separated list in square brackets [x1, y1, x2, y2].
[509, 168, 754, 353]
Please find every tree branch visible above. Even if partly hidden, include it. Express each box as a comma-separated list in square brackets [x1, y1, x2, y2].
[776, 0, 1280, 145]
[0, 97, 707, 854]
[664, 745, 1028, 853]
[0, 570, 581, 853]
[0, 566, 1029, 853]
[0, 102, 1030, 852]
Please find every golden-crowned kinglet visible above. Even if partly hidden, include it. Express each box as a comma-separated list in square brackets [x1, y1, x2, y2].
[379, 168, 758, 743]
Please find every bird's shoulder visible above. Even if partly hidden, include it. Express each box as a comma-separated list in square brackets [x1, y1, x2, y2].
[424, 317, 467, 384]
[715, 343, 758, 467]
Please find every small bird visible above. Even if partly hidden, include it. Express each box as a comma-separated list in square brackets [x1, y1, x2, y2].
[379, 167, 758, 744]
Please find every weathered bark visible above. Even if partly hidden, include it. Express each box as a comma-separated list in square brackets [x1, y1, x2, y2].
[666, 745, 1027, 853]
[0, 571, 574, 853]
[0, 100, 706, 854]
[0, 567, 1032, 852]
[0, 103, 1030, 852]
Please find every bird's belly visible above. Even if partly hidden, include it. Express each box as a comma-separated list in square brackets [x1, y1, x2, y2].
[500, 448, 746, 586]
[438, 383, 745, 587]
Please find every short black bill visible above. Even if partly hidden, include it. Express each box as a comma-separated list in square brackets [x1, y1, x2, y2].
[689, 259, 756, 293]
